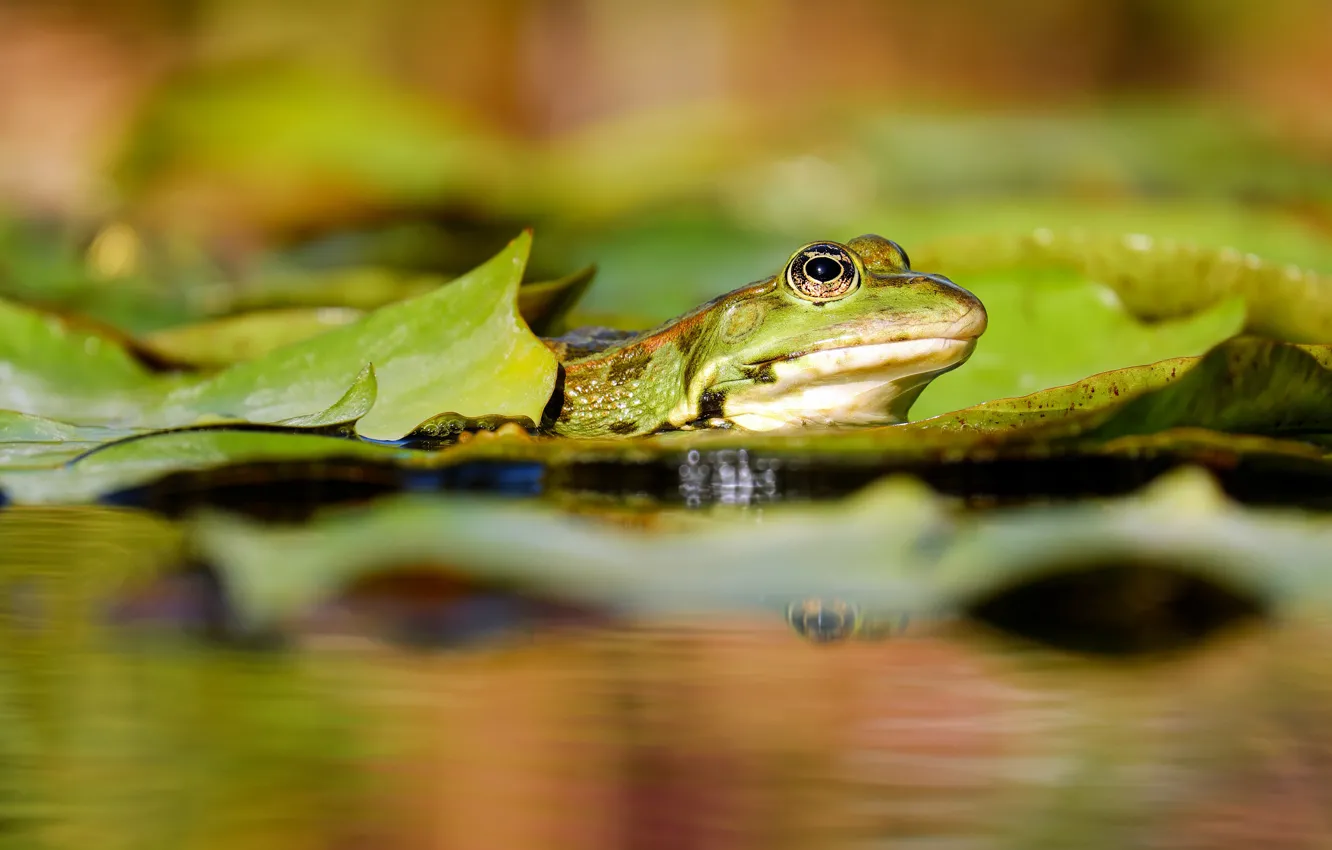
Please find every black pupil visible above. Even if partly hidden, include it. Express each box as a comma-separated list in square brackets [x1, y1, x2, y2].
[805, 256, 842, 282]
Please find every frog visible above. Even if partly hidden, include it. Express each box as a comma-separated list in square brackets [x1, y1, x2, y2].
[541, 234, 986, 438]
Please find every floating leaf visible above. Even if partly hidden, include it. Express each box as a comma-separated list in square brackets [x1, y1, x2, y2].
[273, 363, 377, 428]
[0, 298, 181, 425]
[153, 231, 554, 439]
[138, 307, 366, 370]
[921, 338, 1332, 442]
[134, 266, 595, 370]
[0, 411, 147, 468]
[913, 278, 1246, 418]
[914, 228, 1332, 343]
[0, 232, 552, 445]
[0, 429, 409, 505]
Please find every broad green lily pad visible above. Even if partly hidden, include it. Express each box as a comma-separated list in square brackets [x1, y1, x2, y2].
[139, 307, 366, 370]
[0, 232, 554, 445]
[135, 265, 596, 370]
[154, 231, 555, 439]
[913, 276, 1246, 419]
[920, 338, 1332, 442]
[0, 411, 149, 468]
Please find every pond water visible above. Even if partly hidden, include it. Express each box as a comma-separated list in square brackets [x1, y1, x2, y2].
[0, 463, 1322, 849]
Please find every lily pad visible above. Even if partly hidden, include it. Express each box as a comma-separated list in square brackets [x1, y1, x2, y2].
[135, 265, 596, 370]
[0, 411, 148, 468]
[153, 231, 555, 439]
[914, 228, 1332, 343]
[0, 429, 410, 505]
[920, 338, 1332, 442]
[912, 275, 1246, 419]
[0, 298, 182, 425]
[0, 232, 553, 443]
[138, 307, 366, 370]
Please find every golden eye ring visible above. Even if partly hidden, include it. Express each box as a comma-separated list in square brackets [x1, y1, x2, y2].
[784, 242, 860, 302]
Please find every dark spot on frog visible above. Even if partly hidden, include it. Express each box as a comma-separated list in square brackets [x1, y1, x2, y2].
[608, 421, 638, 436]
[607, 350, 651, 384]
[673, 320, 705, 355]
[698, 389, 726, 421]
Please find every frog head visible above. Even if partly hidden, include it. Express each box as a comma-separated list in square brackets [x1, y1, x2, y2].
[670, 234, 987, 430]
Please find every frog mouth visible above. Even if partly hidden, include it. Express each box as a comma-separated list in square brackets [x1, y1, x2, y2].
[719, 337, 976, 431]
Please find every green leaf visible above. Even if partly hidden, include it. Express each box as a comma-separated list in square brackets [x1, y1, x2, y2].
[920, 338, 1332, 441]
[138, 307, 366, 370]
[516, 265, 598, 335]
[133, 266, 595, 370]
[913, 275, 1246, 419]
[152, 231, 555, 440]
[0, 298, 177, 425]
[0, 429, 409, 505]
[0, 232, 554, 446]
[273, 363, 377, 428]
[0, 411, 148, 468]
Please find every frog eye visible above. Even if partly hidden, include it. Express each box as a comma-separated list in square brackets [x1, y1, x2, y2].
[785, 242, 860, 302]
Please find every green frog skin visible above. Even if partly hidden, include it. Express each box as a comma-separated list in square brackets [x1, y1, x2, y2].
[544, 235, 987, 438]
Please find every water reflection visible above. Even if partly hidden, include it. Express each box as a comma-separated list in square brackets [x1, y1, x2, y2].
[0, 505, 1323, 847]
[678, 448, 780, 507]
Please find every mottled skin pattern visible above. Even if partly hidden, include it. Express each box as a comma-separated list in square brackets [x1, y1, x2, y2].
[554, 305, 711, 437]
[547, 235, 986, 438]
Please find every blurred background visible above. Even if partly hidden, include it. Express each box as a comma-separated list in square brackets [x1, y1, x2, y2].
[6, 4, 1332, 849]
[2, 0, 1331, 330]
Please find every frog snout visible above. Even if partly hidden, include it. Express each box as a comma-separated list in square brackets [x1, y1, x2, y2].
[945, 300, 988, 340]
[928, 274, 987, 340]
